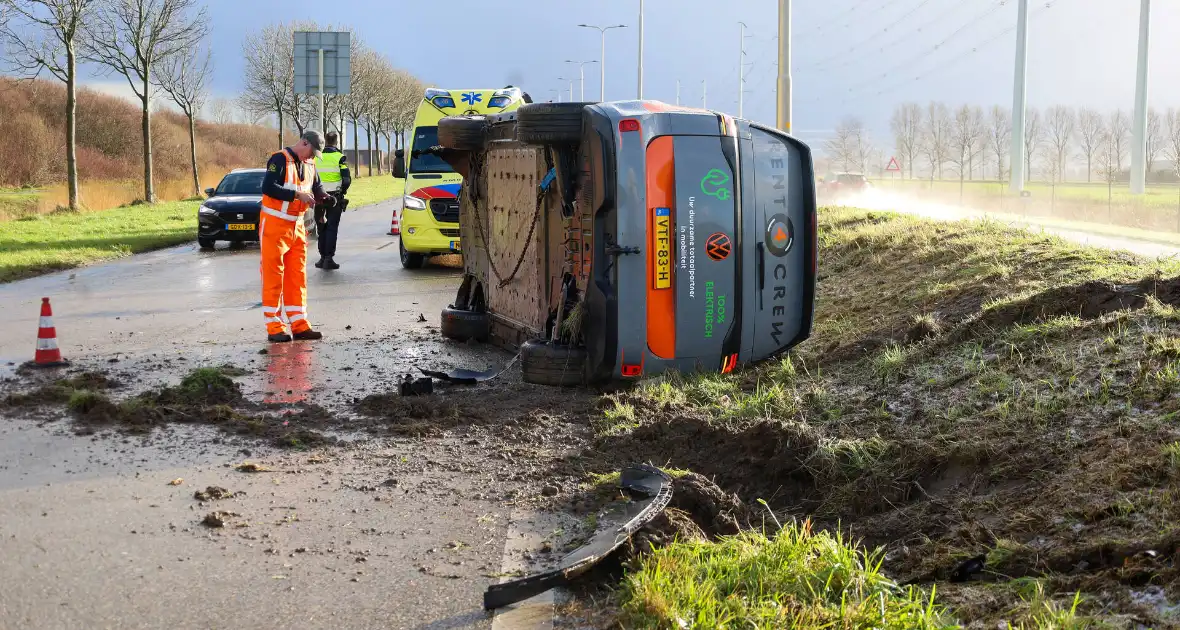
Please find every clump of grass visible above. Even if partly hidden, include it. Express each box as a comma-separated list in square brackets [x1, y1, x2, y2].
[66, 390, 111, 414]
[595, 399, 639, 437]
[874, 343, 910, 381]
[169, 367, 241, 405]
[1163, 441, 1180, 468]
[618, 521, 954, 629]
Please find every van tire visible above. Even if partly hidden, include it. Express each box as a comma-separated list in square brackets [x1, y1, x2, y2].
[520, 339, 586, 386]
[198, 237, 216, 249]
[400, 238, 426, 269]
[440, 306, 490, 342]
[438, 116, 486, 151]
[516, 103, 589, 145]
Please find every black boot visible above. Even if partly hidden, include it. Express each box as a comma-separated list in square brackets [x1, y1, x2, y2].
[314, 257, 325, 269]
[268, 332, 292, 343]
[323, 256, 340, 270]
[293, 329, 323, 341]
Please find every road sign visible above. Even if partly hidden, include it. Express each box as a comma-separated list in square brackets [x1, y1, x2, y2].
[885, 156, 901, 172]
[293, 31, 351, 95]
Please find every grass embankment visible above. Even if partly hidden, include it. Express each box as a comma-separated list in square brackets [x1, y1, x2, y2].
[604, 208, 1180, 627]
[0, 176, 399, 284]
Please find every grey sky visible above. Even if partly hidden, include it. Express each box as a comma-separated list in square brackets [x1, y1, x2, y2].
[76, 0, 1180, 144]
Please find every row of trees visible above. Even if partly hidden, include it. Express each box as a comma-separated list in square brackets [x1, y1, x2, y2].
[0, 2, 426, 210]
[239, 23, 424, 178]
[871, 102, 1180, 186]
[1, 0, 207, 208]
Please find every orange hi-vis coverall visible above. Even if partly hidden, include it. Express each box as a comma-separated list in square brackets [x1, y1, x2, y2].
[259, 149, 321, 336]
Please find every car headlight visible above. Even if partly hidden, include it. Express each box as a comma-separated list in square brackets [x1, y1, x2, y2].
[403, 195, 426, 211]
[198, 204, 216, 215]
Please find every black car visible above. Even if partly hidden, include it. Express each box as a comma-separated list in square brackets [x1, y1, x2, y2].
[197, 168, 317, 249]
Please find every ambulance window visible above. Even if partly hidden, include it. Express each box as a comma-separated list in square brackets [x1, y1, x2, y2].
[409, 127, 455, 174]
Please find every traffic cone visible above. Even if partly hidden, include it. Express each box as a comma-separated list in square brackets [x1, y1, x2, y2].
[389, 206, 400, 235]
[34, 297, 68, 367]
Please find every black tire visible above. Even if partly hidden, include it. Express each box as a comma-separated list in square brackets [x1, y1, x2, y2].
[438, 115, 486, 151]
[198, 237, 216, 249]
[516, 102, 590, 145]
[440, 306, 490, 342]
[399, 238, 426, 269]
[520, 339, 586, 386]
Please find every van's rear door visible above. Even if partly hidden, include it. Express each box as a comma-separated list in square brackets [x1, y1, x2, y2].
[741, 123, 817, 361]
[644, 133, 741, 369]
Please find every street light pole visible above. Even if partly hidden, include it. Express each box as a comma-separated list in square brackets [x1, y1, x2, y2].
[738, 22, 747, 119]
[776, 0, 792, 132]
[1009, 0, 1030, 194]
[565, 60, 598, 101]
[638, 0, 645, 99]
[1130, 0, 1151, 195]
[579, 23, 627, 101]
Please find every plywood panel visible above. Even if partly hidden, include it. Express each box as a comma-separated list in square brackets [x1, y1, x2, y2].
[484, 146, 547, 332]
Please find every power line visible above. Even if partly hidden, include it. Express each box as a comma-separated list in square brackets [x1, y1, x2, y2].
[800, 0, 966, 71]
[796, 0, 900, 43]
[805, 0, 1013, 101]
[812, 0, 1061, 103]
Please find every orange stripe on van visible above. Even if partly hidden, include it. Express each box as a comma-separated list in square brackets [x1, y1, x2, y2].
[647, 136, 676, 359]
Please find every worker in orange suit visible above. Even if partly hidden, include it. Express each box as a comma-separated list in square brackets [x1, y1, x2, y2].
[259, 130, 335, 342]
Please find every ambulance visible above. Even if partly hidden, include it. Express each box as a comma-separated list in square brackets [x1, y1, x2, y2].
[391, 86, 528, 268]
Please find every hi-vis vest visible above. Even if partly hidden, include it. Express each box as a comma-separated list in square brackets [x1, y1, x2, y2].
[261, 150, 315, 222]
[316, 150, 344, 192]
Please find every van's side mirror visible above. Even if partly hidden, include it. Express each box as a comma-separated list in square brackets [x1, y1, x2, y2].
[204, 187, 215, 197]
[392, 149, 406, 179]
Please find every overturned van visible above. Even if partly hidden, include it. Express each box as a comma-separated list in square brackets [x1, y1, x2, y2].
[431, 100, 817, 385]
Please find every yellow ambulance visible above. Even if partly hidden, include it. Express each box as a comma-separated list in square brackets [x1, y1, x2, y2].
[392, 86, 527, 268]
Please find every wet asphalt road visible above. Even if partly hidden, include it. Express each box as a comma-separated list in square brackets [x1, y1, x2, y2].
[0, 201, 544, 629]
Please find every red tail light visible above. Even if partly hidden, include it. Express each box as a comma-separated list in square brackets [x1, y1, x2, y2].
[619, 119, 640, 133]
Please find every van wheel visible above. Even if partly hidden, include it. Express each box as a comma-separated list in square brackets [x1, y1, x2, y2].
[516, 103, 589, 145]
[520, 339, 586, 386]
[439, 115, 486, 151]
[198, 237, 216, 249]
[400, 238, 426, 269]
[440, 306, 490, 342]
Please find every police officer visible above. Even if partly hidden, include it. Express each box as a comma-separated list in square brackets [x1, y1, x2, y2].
[314, 131, 351, 270]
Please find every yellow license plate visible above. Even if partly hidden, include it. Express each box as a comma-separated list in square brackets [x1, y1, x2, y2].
[653, 207, 671, 289]
[227, 223, 255, 231]
[450, 240, 461, 252]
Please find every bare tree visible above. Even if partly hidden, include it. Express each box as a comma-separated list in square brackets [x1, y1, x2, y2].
[1146, 107, 1162, 179]
[921, 101, 952, 181]
[155, 49, 211, 197]
[1095, 129, 1119, 213]
[83, 0, 207, 203]
[1166, 109, 1180, 208]
[825, 117, 864, 173]
[1108, 110, 1130, 175]
[240, 23, 295, 148]
[207, 97, 236, 124]
[987, 105, 1011, 180]
[0, 0, 96, 210]
[1045, 105, 1075, 182]
[343, 44, 378, 173]
[1023, 107, 1044, 180]
[1077, 108, 1103, 183]
[950, 105, 985, 194]
[890, 103, 922, 180]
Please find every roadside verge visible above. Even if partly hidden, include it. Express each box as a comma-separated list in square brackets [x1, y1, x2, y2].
[0, 176, 400, 284]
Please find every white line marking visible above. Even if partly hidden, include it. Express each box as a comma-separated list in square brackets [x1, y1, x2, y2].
[491, 508, 554, 630]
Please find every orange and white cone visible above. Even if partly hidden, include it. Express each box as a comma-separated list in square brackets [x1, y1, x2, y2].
[34, 297, 68, 367]
[389, 206, 400, 235]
